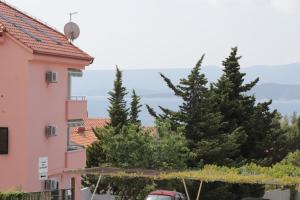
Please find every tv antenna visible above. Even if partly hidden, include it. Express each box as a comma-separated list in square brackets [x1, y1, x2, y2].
[64, 12, 80, 42]
[69, 12, 78, 22]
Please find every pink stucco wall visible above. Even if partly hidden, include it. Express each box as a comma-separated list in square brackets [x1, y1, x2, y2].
[0, 33, 88, 200]
[66, 100, 88, 120]
[0, 34, 30, 191]
[65, 149, 86, 170]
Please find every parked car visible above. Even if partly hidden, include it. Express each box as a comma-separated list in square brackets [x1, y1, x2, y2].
[145, 190, 186, 200]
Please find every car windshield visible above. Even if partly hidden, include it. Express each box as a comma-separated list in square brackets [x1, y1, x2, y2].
[146, 195, 172, 200]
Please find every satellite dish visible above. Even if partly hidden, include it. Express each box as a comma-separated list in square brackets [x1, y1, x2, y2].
[64, 22, 80, 42]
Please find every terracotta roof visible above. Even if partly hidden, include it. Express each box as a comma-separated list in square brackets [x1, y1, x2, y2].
[78, 118, 110, 131]
[0, 22, 4, 30]
[70, 119, 157, 147]
[0, 2, 93, 62]
[0, 22, 5, 36]
[71, 118, 110, 147]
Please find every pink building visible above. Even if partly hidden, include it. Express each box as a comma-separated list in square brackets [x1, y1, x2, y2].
[0, 2, 93, 199]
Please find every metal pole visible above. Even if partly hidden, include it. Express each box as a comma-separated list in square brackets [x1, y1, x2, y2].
[196, 181, 203, 200]
[90, 175, 102, 200]
[68, 12, 78, 22]
[181, 179, 190, 200]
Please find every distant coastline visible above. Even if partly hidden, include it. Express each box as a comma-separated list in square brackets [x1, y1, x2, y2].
[73, 64, 300, 124]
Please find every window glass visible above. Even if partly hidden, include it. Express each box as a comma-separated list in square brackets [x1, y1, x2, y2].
[180, 194, 186, 200]
[146, 195, 172, 200]
[176, 193, 185, 200]
[0, 127, 8, 154]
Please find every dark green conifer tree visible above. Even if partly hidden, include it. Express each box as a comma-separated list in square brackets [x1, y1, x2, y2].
[204, 47, 288, 200]
[211, 47, 288, 166]
[211, 47, 258, 136]
[147, 48, 288, 199]
[129, 89, 142, 125]
[147, 55, 244, 167]
[107, 66, 128, 129]
[147, 55, 212, 139]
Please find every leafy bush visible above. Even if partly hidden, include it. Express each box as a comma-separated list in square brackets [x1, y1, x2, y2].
[83, 120, 190, 199]
[0, 192, 25, 200]
[90, 120, 190, 170]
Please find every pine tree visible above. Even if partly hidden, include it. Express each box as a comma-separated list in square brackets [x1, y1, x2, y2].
[107, 66, 129, 128]
[129, 89, 142, 125]
[147, 55, 212, 137]
[281, 113, 300, 154]
[245, 102, 288, 165]
[147, 55, 243, 167]
[211, 47, 288, 166]
[212, 47, 258, 134]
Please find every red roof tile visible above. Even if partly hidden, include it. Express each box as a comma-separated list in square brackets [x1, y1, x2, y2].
[0, 22, 4, 30]
[0, 2, 93, 62]
[71, 118, 110, 147]
[71, 130, 98, 148]
[70, 119, 157, 147]
[80, 118, 110, 131]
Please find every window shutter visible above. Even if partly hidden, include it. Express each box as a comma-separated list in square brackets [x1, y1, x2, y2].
[0, 127, 8, 154]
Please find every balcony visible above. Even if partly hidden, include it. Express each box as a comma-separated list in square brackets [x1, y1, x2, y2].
[65, 148, 86, 169]
[66, 96, 87, 120]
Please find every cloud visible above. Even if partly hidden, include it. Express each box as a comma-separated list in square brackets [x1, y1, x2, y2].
[269, 0, 300, 14]
[202, 0, 300, 14]
[202, 0, 249, 7]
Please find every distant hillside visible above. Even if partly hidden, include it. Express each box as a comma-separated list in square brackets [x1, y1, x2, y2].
[71, 63, 300, 124]
[73, 63, 300, 100]
[242, 63, 300, 85]
[252, 83, 300, 100]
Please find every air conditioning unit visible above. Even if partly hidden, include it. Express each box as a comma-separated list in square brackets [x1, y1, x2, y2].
[45, 125, 57, 137]
[43, 179, 58, 191]
[46, 71, 58, 83]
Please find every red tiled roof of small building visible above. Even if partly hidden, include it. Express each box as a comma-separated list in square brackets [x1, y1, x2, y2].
[71, 119, 158, 147]
[0, 2, 93, 62]
[79, 118, 110, 131]
[71, 118, 110, 147]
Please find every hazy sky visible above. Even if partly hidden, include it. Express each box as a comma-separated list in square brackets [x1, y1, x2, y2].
[4, 0, 300, 69]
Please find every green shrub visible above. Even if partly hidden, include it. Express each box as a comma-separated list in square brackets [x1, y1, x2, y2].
[0, 192, 25, 200]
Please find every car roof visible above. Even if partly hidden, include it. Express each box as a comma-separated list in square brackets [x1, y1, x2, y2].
[149, 190, 178, 197]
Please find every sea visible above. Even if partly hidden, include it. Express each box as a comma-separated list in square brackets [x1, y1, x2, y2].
[87, 96, 300, 125]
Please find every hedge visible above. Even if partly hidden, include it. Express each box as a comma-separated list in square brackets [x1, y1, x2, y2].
[0, 192, 25, 200]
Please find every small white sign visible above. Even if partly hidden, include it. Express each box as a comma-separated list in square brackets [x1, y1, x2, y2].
[39, 157, 48, 180]
[39, 172, 48, 180]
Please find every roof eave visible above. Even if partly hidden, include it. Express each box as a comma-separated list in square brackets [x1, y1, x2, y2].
[33, 49, 94, 65]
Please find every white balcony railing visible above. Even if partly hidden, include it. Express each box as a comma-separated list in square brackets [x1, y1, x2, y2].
[68, 96, 86, 101]
[66, 96, 87, 120]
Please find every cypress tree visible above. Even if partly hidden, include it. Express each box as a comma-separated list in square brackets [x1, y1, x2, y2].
[146, 54, 251, 199]
[129, 89, 142, 125]
[107, 66, 128, 128]
[145, 48, 288, 199]
[147, 55, 211, 135]
[147, 55, 211, 137]
[212, 47, 258, 134]
[208, 47, 289, 200]
[211, 47, 288, 166]
[147, 55, 243, 167]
